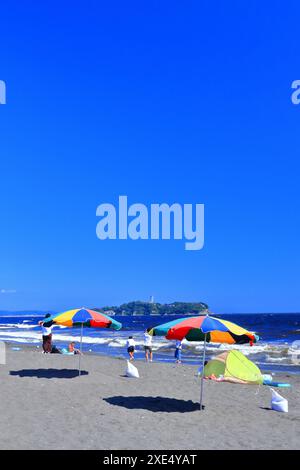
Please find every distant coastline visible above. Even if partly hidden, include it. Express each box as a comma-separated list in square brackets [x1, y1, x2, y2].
[94, 301, 209, 316]
[0, 302, 209, 317]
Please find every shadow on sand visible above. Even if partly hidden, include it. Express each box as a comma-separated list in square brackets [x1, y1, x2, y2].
[10, 369, 89, 379]
[103, 396, 200, 413]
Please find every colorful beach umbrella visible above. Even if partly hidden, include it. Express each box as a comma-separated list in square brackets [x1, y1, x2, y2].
[150, 314, 258, 410]
[150, 315, 257, 345]
[44, 308, 122, 375]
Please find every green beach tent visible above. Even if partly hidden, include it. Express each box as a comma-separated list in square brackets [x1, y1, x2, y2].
[203, 350, 263, 385]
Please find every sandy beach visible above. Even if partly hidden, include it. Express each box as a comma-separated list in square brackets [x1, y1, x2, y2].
[0, 347, 299, 450]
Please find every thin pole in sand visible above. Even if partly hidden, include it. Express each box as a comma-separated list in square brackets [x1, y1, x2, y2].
[78, 322, 83, 376]
[199, 333, 207, 410]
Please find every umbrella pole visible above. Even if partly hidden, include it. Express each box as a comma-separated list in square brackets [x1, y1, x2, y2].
[78, 323, 83, 376]
[199, 333, 207, 410]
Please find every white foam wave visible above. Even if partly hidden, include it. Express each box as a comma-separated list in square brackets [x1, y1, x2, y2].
[0, 336, 40, 344]
[108, 339, 127, 348]
[108, 338, 171, 351]
[0, 314, 42, 318]
[265, 356, 289, 363]
[186, 342, 270, 356]
[0, 323, 37, 330]
[0, 330, 115, 345]
[0, 331, 42, 341]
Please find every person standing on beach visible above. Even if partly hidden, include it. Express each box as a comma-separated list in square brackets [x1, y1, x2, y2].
[175, 339, 183, 364]
[126, 336, 135, 361]
[144, 328, 153, 362]
[38, 313, 54, 353]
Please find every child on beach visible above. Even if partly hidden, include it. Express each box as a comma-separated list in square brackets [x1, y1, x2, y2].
[175, 340, 183, 364]
[126, 336, 135, 361]
[68, 341, 82, 355]
[144, 328, 153, 362]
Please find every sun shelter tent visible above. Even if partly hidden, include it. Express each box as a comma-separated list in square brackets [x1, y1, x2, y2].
[203, 350, 263, 385]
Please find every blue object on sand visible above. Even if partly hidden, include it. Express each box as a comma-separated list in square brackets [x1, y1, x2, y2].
[271, 382, 291, 388]
[11, 347, 21, 351]
[264, 381, 291, 388]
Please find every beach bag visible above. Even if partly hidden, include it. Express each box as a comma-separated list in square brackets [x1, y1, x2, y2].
[125, 361, 139, 378]
[271, 388, 288, 413]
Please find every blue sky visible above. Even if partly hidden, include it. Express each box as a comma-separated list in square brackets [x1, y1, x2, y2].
[0, 1, 299, 312]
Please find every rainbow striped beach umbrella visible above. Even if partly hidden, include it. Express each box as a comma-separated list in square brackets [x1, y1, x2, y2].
[150, 314, 258, 409]
[44, 308, 122, 375]
[150, 315, 257, 345]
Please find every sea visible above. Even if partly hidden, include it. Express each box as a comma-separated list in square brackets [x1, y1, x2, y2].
[1, 312, 300, 375]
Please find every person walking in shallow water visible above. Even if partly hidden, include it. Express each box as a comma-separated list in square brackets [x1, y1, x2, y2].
[126, 336, 135, 361]
[38, 313, 54, 353]
[175, 339, 183, 364]
[144, 328, 153, 362]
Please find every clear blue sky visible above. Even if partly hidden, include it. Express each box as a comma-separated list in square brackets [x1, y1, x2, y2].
[0, 1, 299, 312]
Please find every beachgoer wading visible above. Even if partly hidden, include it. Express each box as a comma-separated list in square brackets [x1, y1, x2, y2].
[144, 328, 153, 362]
[175, 339, 183, 364]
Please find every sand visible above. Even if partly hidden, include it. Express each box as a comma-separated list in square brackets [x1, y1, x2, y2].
[0, 346, 299, 450]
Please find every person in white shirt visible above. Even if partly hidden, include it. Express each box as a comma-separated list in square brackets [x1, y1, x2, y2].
[144, 328, 153, 362]
[38, 313, 54, 353]
[126, 336, 136, 361]
[175, 339, 183, 364]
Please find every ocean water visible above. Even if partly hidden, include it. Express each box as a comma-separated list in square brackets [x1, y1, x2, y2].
[0, 312, 300, 375]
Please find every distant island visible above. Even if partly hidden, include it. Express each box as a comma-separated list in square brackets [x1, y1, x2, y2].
[94, 301, 209, 316]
